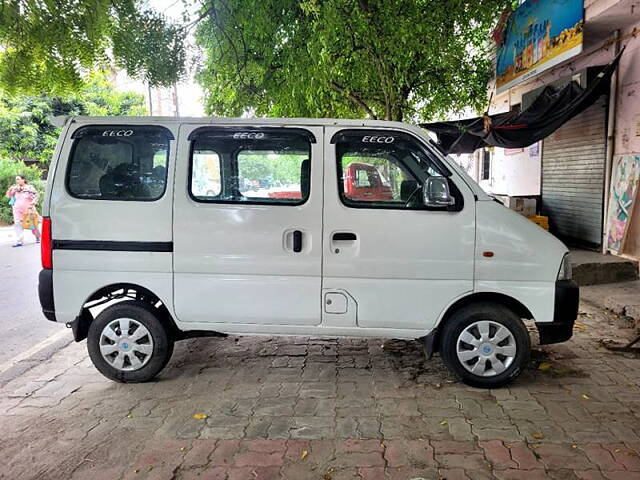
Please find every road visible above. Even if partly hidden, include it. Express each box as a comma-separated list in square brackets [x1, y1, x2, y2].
[0, 226, 65, 367]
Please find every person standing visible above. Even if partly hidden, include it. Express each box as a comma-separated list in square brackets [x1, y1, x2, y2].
[5, 175, 40, 247]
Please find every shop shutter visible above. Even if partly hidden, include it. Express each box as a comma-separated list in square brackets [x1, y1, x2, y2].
[541, 97, 607, 247]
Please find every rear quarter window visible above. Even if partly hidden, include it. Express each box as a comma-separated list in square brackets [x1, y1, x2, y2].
[66, 126, 171, 201]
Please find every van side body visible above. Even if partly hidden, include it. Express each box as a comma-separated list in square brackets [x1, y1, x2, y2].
[38, 117, 578, 386]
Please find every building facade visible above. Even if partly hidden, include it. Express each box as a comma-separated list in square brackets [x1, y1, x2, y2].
[465, 0, 640, 258]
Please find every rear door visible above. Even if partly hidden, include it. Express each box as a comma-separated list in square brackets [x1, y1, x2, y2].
[49, 123, 176, 323]
[173, 125, 324, 326]
[322, 127, 475, 331]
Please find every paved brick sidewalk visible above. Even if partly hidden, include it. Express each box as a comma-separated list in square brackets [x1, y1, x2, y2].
[1, 301, 639, 480]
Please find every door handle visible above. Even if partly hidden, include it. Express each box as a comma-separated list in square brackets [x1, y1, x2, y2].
[293, 230, 303, 253]
[333, 232, 357, 241]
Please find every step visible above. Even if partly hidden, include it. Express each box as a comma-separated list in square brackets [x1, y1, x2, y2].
[570, 249, 639, 286]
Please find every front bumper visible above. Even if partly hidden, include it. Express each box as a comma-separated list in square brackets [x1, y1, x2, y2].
[536, 279, 579, 345]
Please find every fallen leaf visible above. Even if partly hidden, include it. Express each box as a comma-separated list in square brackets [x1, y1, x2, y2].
[531, 432, 544, 440]
[581, 394, 590, 400]
[574, 322, 587, 330]
[538, 362, 552, 372]
[440, 420, 448, 426]
[380, 443, 385, 448]
[193, 413, 208, 420]
[301, 450, 308, 460]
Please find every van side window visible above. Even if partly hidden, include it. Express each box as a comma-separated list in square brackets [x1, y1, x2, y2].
[67, 126, 171, 201]
[333, 130, 448, 209]
[188, 128, 313, 205]
[191, 150, 222, 198]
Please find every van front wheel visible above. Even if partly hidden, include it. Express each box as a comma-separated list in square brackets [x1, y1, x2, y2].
[87, 300, 174, 383]
[440, 303, 530, 388]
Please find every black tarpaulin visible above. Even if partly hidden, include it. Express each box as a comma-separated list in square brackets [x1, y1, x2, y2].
[421, 49, 624, 154]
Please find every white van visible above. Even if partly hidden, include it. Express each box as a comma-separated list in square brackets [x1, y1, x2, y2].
[38, 117, 578, 388]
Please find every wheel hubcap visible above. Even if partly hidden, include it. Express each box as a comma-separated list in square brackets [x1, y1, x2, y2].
[99, 318, 154, 372]
[456, 320, 517, 377]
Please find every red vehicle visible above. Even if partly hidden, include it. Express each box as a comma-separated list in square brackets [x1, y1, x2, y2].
[343, 162, 393, 201]
[268, 190, 302, 199]
[266, 162, 393, 201]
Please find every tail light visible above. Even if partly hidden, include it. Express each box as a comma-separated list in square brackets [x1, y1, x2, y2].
[41, 217, 52, 269]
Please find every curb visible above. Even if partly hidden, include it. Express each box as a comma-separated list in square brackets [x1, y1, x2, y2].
[0, 330, 74, 386]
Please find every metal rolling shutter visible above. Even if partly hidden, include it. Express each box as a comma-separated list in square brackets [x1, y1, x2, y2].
[541, 97, 607, 247]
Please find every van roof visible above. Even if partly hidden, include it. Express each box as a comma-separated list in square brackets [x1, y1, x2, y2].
[54, 115, 414, 129]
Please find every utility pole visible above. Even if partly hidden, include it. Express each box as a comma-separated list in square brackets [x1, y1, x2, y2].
[147, 83, 153, 116]
[173, 83, 180, 117]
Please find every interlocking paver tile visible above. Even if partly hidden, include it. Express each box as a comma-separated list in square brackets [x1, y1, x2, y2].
[1, 302, 639, 479]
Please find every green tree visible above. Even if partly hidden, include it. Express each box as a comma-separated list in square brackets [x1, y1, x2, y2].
[0, 72, 147, 165]
[195, 0, 508, 121]
[0, 0, 186, 94]
[0, 0, 507, 122]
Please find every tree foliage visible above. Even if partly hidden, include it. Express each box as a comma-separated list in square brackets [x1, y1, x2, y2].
[196, 0, 508, 121]
[0, 0, 186, 93]
[0, 72, 147, 165]
[0, 0, 508, 122]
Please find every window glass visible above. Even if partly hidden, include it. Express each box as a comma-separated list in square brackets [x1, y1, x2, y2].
[335, 131, 446, 208]
[189, 128, 312, 205]
[191, 150, 222, 198]
[237, 150, 308, 200]
[67, 127, 170, 200]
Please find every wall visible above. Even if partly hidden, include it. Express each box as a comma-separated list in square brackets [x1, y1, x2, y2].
[487, 144, 542, 196]
[614, 26, 640, 257]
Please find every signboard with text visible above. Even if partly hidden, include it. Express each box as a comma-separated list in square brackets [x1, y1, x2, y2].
[496, 0, 584, 94]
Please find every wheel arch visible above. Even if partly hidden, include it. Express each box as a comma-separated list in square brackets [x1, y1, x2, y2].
[425, 292, 534, 357]
[70, 283, 179, 342]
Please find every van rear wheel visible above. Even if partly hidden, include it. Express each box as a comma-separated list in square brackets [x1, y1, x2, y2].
[87, 300, 174, 383]
[440, 303, 530, 388]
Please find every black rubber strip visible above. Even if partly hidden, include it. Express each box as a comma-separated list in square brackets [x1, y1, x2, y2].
[52, 240, 173, 252]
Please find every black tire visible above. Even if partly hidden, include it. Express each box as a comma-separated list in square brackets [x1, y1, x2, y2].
[440, 302, 530, 388]
[87, 300, 174, 383]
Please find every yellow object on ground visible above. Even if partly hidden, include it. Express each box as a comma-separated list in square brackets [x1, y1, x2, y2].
[528, 215, 549, 230]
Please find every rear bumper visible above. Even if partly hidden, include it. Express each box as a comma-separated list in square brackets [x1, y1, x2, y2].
[536, 279, 579, 345]
[38, 269, 56, 321]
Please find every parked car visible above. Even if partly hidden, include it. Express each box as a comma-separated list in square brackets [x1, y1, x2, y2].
[343, 162, 394, 201]
[39, 118, 578, 388]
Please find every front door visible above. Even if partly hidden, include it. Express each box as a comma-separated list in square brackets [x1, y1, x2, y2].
[322, 127, 475, 331]
[173, 125, 323, 326]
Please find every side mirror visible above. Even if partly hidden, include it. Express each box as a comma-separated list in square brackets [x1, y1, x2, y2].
[423, 176, 455, 207]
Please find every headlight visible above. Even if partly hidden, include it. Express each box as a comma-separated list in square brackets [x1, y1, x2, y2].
[557, 253, 572, 280]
